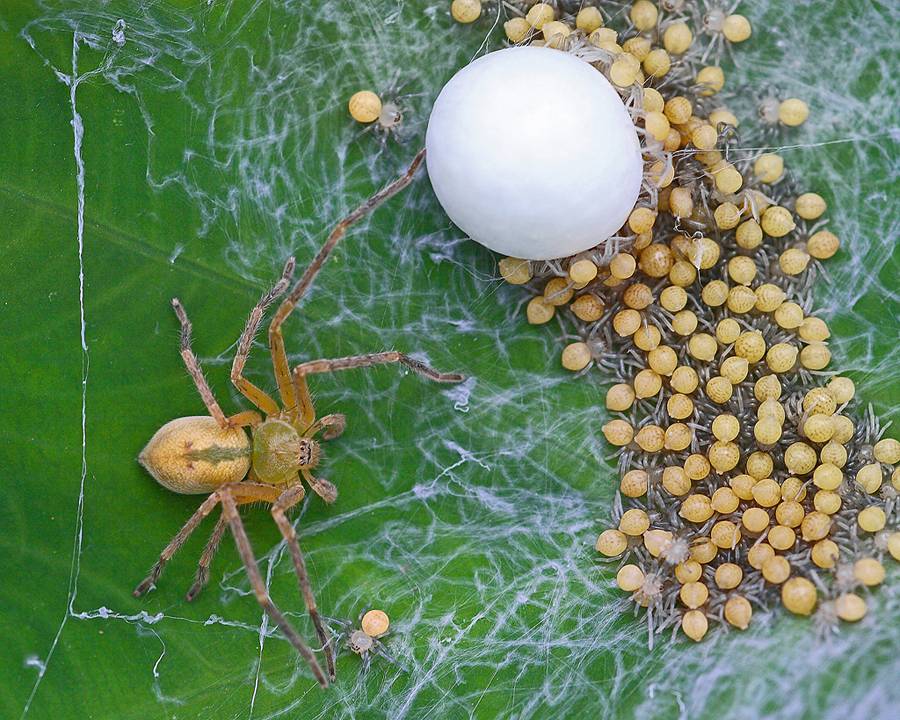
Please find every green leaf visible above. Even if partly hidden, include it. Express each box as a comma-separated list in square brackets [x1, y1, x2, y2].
[1, 2, 898, 719]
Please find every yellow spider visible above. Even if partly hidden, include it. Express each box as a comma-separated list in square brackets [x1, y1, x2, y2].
[133, 150, 462, 688]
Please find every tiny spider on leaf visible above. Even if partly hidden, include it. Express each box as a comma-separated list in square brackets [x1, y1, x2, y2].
[133, 149, 463, 689]
[326, 608, 399, 674]
[348, 78, 421, 145]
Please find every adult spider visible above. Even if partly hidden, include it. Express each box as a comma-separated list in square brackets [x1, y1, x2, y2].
[133, 150, 463, 689]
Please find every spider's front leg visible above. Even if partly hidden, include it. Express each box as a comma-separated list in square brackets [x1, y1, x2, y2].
[270, 483, 336, 680]
[288, 353, 461, 450]
[270, 149, 429, 430]
[292, 351, 464, 385]
[219, 488, 329, 688]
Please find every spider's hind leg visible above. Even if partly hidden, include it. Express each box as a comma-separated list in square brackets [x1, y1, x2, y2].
[171, 298, 229, 428]
[133, 483, 277, 597]
[230, 257, 296, 417]
[186, 512, 228, 602]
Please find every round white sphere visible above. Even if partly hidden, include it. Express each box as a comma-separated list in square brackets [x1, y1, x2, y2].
[425, 46, 642, 261]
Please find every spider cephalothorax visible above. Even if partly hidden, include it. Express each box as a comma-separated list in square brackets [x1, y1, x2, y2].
[378, 101, 402, 133]
[348, 629, 374, 654]
[251, 419, 322, 478]
[133, 150, 463, 689]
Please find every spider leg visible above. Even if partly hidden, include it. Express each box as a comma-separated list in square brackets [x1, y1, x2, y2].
[186, 512, 228, 602]
[270, 148, 427, 430]
[230, 257, 296, 417]
[372, 639, 401, 669]
[171, 299, 228, 428]
[321, 615, 353, 635]
[292, 351, 464, 384]
[219, 488, 329, 688]
[270, 483, 336, 681]
[291, 373, 317, 432]
[321, 616, 354, 657]
[133, 482, 277, 597]
[226, 410, 264, 428]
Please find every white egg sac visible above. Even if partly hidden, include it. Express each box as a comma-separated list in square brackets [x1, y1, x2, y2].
[425, 46, 643, 261]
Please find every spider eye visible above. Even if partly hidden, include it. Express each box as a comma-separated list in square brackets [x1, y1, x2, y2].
[297, 438, 321, 468]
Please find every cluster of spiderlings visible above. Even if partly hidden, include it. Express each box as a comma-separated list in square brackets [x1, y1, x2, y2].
[455, 0, 899, 644]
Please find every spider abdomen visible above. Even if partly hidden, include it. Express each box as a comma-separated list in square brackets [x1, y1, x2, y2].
[139, 416, 251, 494]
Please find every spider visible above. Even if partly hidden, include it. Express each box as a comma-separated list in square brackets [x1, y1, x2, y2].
[354, 75, 425, 146]
[746, 85, 809, 142]
[678, 0, 748, 64]
[326, 608, 398, 673]
[132, 149, 463, 689]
